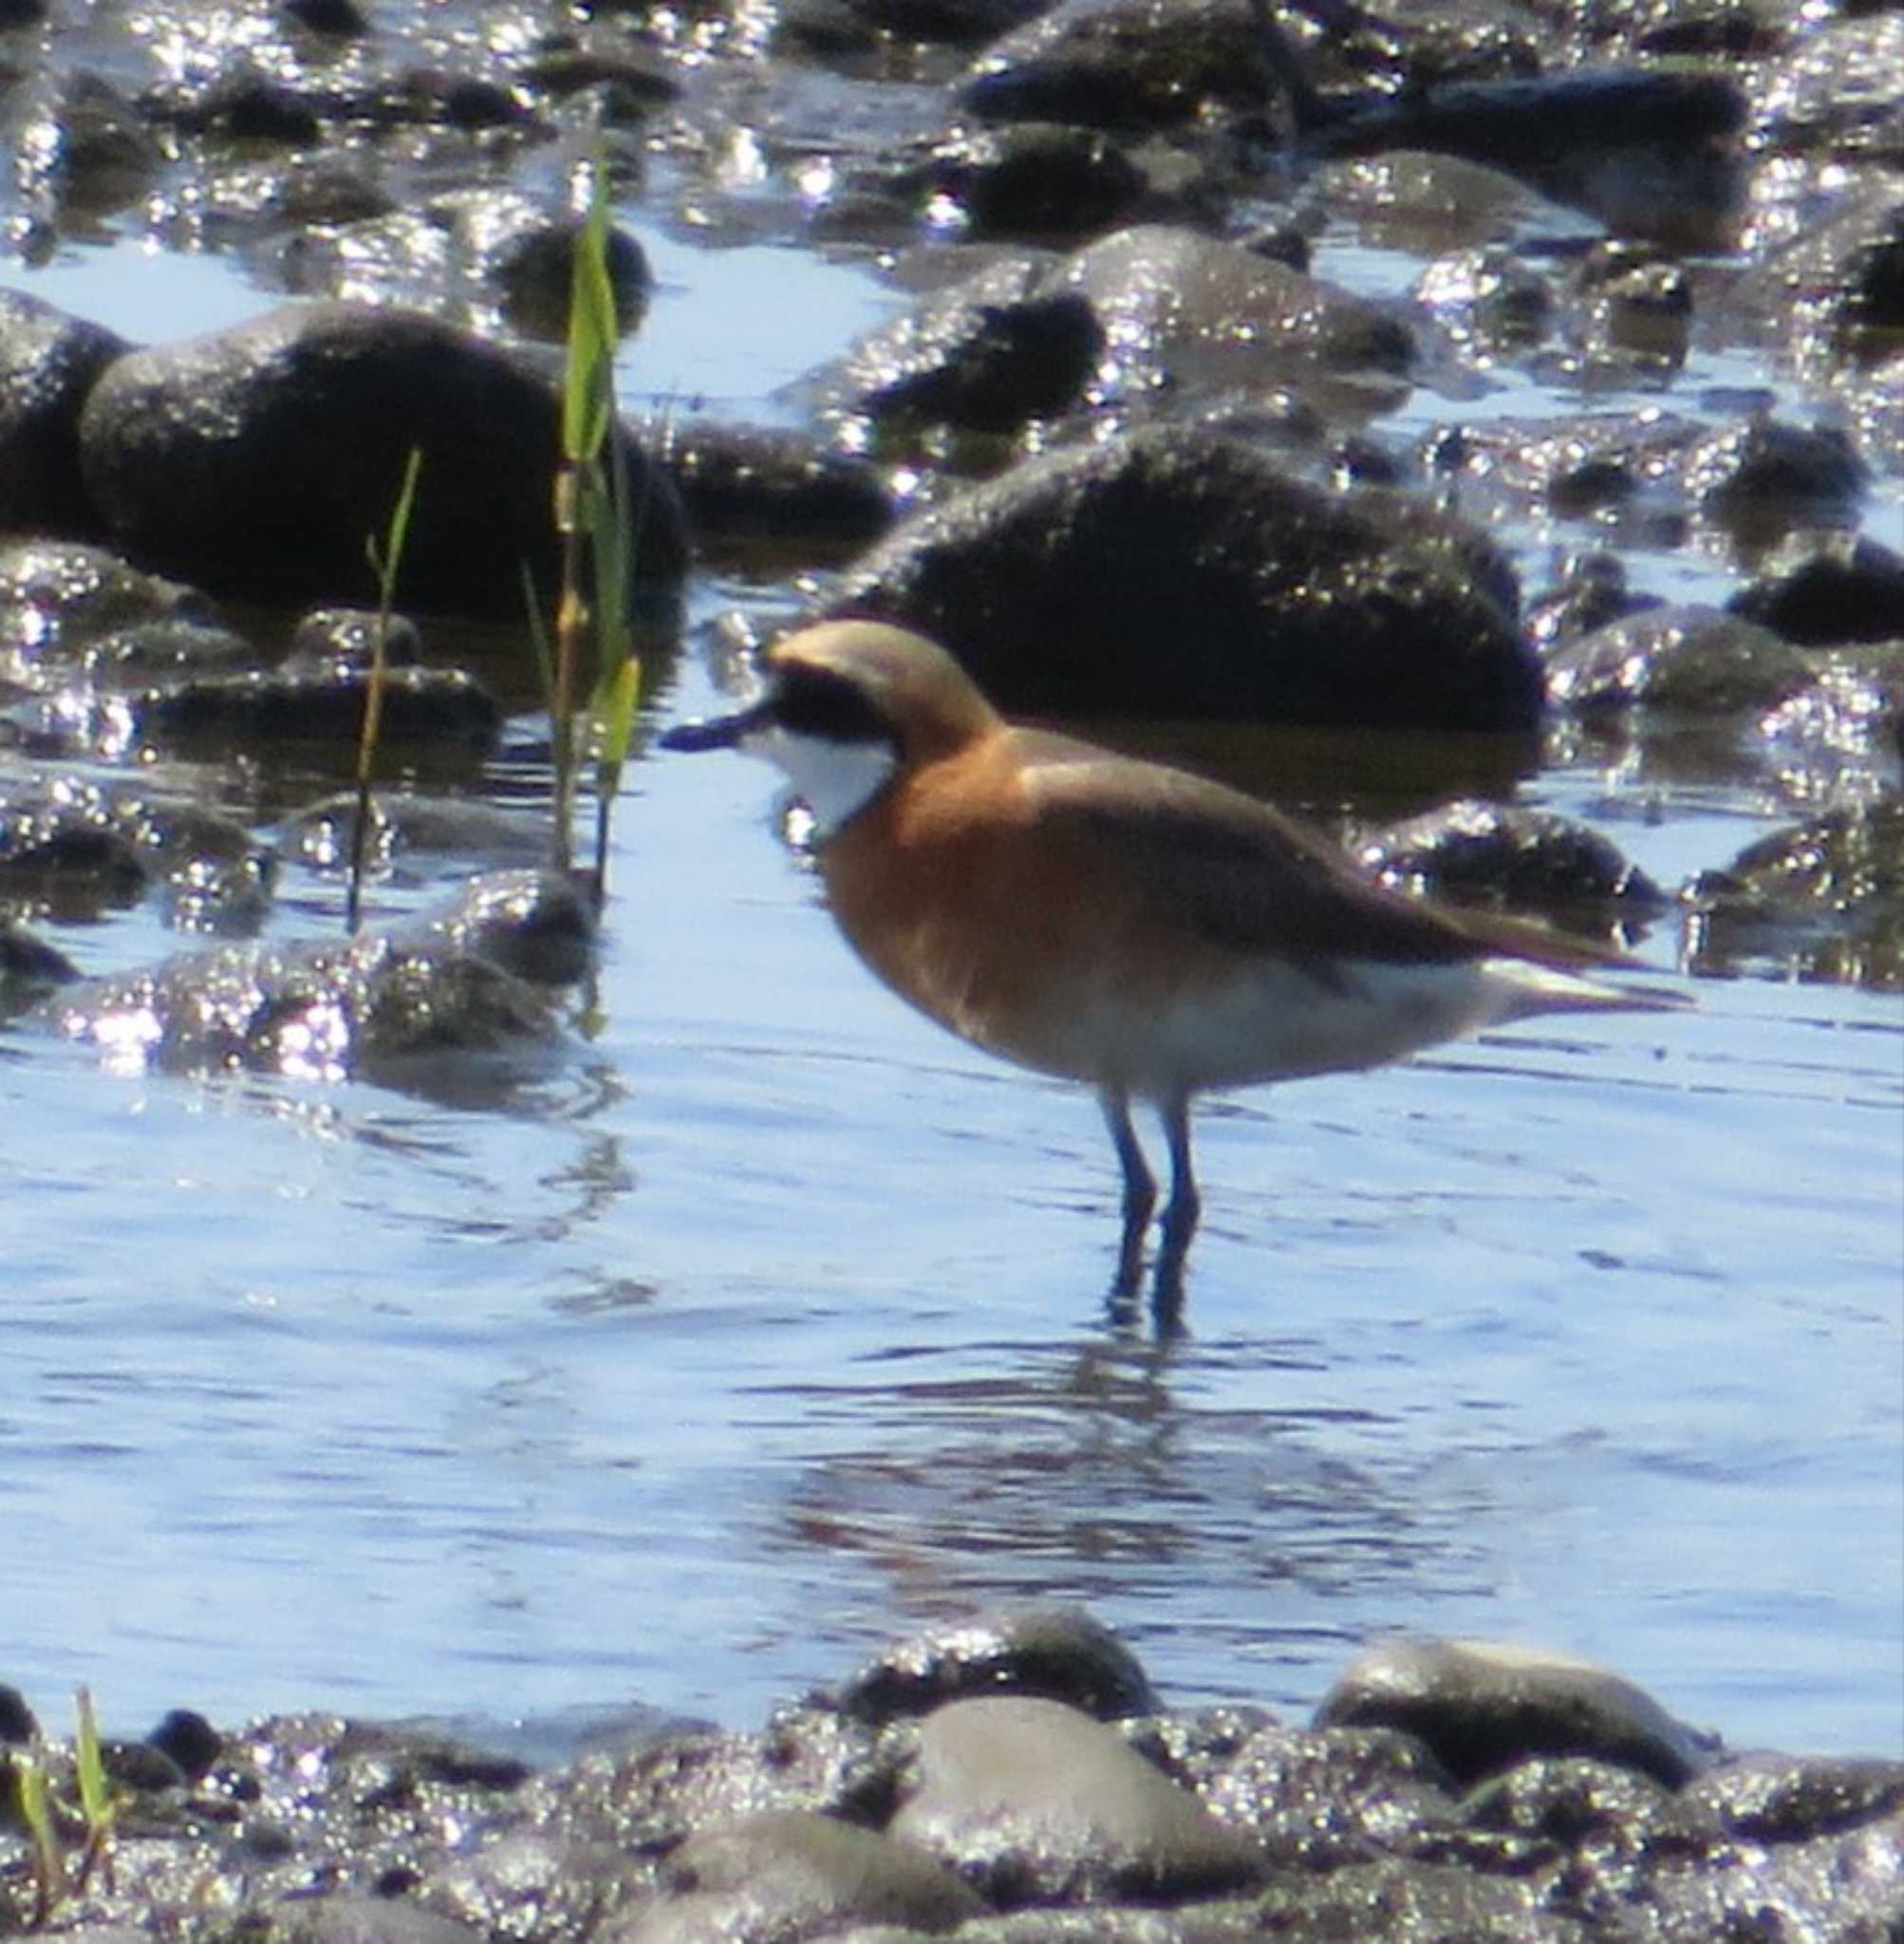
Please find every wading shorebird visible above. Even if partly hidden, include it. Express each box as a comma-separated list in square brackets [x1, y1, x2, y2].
[662, 621, 1683, 1318]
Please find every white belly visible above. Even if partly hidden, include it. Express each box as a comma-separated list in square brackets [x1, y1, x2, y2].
[1010, 953, 1634, 1101]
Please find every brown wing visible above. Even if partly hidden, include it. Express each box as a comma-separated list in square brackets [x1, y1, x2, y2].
[1013, 730, 1633, 977]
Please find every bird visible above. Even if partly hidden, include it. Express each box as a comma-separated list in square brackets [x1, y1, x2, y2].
[660, 619, 1683, 1318]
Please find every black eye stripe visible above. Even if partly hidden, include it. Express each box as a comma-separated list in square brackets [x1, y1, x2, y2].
[771, 664, 893, 745]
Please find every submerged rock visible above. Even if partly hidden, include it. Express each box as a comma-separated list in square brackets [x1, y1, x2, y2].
[1, 919, 80, 1006]
[289, 788, 552, 883]
[1357, 800, 1667, 934]
[1546, 605, 1814, 717]
[0, 539, 208, 681]
[1685, 796, 1904, 990]
[27, 868, 592, 1079]
[0, 772, 273, 930]
[1729, 533, 1904, 647]
[139, 663, 501, 759]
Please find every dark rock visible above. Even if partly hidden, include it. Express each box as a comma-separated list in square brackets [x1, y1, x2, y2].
[1745, 179, 1904, 348]
[275, 1892, 489, 1944]
[779, 0, 1047, 51]
[1, 921, 82, 1003]
[1315, 1638, 1718, 1789]
[150, 66, 327, 144]
[139, 664, 502, 760]
[282, 0, 370, 37]
[147, 1707, 224, 1781]
[1412, 244, 1553, 359]
[1357, 800, 1667, 930]
[1239, 1853, 1591, 1941]
[383, 68, 535, 133]
[0, 776, 274, 931]
[73, 619, 258, 686]
[1687, 1751, 1904, 1841]
[273, 159, 397, 229]
[960, 0, 1273, 133]
[916, 122, 1149, 240]
[1307, 65, 1746, 248]
[0, 1618, 1898, 1944]
[0, 290, 128, 533]
[430, 189, 651, 342]
[28, 869, 590, 1079]
[888, 1694, 1266, 1903]
[1058, 223, 1414, 404]
[1563, 240, 1693, 367]
[421, 867, 596, 988]
[818, 252, 1103, 436]
[288, 607, 425, 674]
[0, 776, 148, 909]
[514, 1704, 884, 1856]
[1523, 552, 1660, 655]
[139, 803, 278, 934]
[3, 71, 163, 252]
[1684, 418, 1865, 542]
[611, 1809, 985, 1942]
[0, 539, 208, 675]
[1684, 797, 1904, 990]
[289, 790, 551, 882]
[1191, 1723, 1459, 1872]
[1547, 605, 1814, 715]
[521, 37, 681, 111]
[1461, 1752, 1672, 1842]
[650, 421, 894, 561]
[77, 303, 688, 619]
[428, 1829, 659, 1944]
[0, 1686, 39, 1743]
[836, 1604, 1159, 1727]
[100, 1738, 191, 1794]
[1729, 533, 1904, 646]
[828, 424, 1535, 730]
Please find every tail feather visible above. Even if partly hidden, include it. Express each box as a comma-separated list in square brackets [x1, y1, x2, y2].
[1479, 954, 1689, 1025]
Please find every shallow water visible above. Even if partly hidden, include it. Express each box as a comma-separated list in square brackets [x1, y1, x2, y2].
[2, 197, 1901, 1766]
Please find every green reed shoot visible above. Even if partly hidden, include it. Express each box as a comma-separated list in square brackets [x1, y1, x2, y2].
[551, 151, 644, 901]
[13, 1747, 61, 1927]
[348, 445, 425, 933]
[9, 1690, 121, 1926]
[71, 1688, 116, 1895]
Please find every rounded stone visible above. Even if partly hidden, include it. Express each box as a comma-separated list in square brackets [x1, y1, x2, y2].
[1314, 1638, 1717, 1789]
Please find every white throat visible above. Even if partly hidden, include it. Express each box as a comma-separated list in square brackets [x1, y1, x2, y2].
[746, 725, 896, 841]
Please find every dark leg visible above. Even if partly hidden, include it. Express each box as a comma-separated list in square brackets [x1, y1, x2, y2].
[1151, 1094, 1201, 1326]
[1100, 1088, 1155, 1302]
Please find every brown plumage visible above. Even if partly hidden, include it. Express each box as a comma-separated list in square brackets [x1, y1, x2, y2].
[663, 621, 1681, 1316]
